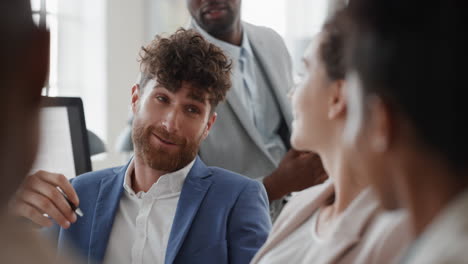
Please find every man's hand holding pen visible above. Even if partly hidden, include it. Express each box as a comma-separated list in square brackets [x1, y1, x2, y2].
[9, 170, 81, 229]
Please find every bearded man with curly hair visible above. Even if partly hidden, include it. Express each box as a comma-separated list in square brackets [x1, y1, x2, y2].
[11, 28, 271, 264]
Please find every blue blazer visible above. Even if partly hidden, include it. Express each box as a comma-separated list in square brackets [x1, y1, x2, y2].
[53, 157, 271, 264]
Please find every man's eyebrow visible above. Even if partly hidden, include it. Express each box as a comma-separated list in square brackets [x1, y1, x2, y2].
[188, 92, 207, 104]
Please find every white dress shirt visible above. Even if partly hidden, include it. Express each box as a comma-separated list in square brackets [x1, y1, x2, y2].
[103, 158, 195, 264]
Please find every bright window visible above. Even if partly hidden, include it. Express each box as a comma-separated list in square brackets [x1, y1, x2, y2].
[31, 0, 58, 96]
[30, 0, 107, 142]
[242, 0, 329, 70]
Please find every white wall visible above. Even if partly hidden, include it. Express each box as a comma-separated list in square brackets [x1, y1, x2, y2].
[54, 0, 109, 168]
[242, 0, 329, 72]
[90, 0, 145, 170]
[144, 0, 189, 43]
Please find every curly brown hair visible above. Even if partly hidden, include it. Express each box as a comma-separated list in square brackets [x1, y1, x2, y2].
[139, 28, 232, 109]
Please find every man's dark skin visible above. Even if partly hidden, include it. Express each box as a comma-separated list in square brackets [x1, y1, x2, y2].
[186, 0, 328, 202]
[187, 0, 243, 45]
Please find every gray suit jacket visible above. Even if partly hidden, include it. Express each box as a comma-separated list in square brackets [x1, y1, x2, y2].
[199, 22, 294, 181]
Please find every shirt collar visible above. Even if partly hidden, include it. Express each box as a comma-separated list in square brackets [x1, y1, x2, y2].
[240, 29, 253, 58]
[123, 157, 196, 200]
[191, 19, 252, 61]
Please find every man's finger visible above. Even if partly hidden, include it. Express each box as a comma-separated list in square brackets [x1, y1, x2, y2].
[20, 190, 72, 229]
[36, 171, 79, 206]
[28, 178, 77, 223]
[14, 202, 53, 228]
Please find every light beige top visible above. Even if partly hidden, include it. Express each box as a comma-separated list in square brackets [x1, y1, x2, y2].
[402, 189, 468, 263]
[251, 180, 412, 264]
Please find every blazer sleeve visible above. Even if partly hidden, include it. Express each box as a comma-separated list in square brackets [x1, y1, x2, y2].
[227, 180, 272, 264]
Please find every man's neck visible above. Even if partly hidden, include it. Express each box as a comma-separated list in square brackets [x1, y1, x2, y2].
[132, 155, 168, 193]
[210, 22, 243, 46]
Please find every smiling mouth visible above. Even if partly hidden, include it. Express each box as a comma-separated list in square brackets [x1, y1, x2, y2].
[152, 133, 177, 146]
[202, 5, 228, 18]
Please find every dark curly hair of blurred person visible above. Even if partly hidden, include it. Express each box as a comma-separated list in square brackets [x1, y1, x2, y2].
[139, 28, 232, 109]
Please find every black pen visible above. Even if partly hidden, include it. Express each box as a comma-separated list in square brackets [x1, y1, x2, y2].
[56, 186, 84, 217]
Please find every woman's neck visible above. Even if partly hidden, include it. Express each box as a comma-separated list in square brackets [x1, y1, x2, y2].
[323, 147, 366, 216]
[316, 144, 367, 237]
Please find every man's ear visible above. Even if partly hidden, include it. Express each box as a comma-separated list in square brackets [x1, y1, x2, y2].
[131, 84, 140, 114]
[202, 112, 217, 140]
[328, 80, 347, 120]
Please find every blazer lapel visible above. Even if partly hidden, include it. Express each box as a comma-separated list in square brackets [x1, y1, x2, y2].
[252, 181, 335, 263]
[244, 23, 294, 133]
[225, 74, 275, 164]
[88, 163, 127, 263]
[165, 157, 213, 264]
[304, 188, 381, 263]
[189, 19, 267, 159]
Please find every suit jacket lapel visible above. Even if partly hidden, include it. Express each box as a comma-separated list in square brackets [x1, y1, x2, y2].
[165, 157, 213, 264]
[252, 181, 335, 262]
[188, 20, 265, 156]
[224, 85, 273, 161]
[311, 188, 380, 262]
[88, 163, 127, 263]
[253, 184, 381, 264]
[244, 23, 294, 133]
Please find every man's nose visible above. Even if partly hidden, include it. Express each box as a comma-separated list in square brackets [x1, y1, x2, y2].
[161, 110, 181, 133]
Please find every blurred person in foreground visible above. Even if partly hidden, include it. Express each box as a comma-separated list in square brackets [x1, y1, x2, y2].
[0, 0, 73, 263]
[10, 29, 271, 264]
[344, 0, 466, 262]
[251, 10, 411, 264]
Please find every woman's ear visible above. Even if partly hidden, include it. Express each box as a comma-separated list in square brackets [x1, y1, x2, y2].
[328, 80, 346, 120]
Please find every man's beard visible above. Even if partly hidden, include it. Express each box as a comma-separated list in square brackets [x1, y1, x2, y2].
[132, 124, 201, 172]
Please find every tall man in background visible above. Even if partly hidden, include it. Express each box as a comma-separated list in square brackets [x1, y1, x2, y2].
[186, 0, 327, 219]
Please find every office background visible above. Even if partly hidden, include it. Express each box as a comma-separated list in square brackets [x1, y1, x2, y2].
[31, 0, 335, 170]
